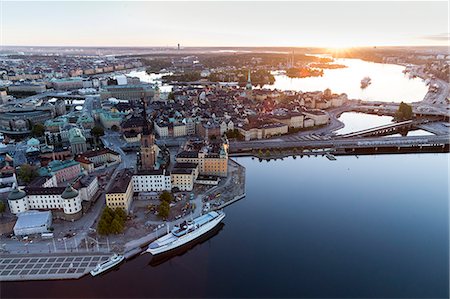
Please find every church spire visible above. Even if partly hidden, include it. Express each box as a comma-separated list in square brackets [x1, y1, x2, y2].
[246, 69, 252, 90]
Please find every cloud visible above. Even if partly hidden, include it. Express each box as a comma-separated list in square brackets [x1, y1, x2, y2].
[421, 33, 450, 41]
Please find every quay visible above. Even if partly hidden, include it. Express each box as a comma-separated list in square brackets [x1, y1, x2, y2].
[0, 252, 112, 282]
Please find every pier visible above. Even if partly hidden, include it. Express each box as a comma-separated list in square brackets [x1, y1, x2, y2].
[0, 252, 112, 282]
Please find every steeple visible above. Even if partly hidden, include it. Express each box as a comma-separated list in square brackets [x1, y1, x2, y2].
[140, 98, 156, 170]
[246, 70, 252, 90]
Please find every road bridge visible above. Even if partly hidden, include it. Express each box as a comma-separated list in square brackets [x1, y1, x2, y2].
[229, 135, 450, 154]
[337, 120, 416, 138]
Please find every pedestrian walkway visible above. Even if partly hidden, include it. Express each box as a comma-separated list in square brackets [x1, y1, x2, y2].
[0, 252, 112, 281]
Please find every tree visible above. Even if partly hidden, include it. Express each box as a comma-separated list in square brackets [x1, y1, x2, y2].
[110, 218, 124, 234]
[114, 208, 127, 221]
[97, 206, 126, 235]
[0, 201, 5, 217]
[396, 102, 413, 120]
[91, 126, 105, 138]
[91, 126, 105, 147]
[31, 124, 45, 137]
[18, 164, 38, 184]
[159, 191, 173, 203]
[158, 201, 170, 219]
[97, 218, 109, 235]
[167, 92, 175, 101]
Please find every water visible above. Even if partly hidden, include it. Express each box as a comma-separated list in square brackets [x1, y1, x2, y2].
[126, 70, 173, 93]
[3, 154, 448, 298]
[263, 58, 428, 103]
[336, 112, 393, 134]
[336, 112, 436, 136]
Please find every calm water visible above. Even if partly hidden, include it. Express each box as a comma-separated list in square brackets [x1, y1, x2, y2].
[126, 70, 173, 93]
[3, 154, 449, 298]
[337, 112, 436, 136]
[263, 58, 428, 103]
[336, 112, 394, 134]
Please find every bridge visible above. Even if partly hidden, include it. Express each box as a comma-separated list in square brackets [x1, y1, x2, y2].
[229, 135, 450, 155]
[336, 119, 434, 139]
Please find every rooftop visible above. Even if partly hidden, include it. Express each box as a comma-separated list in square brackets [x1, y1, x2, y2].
[106, 169, 133, 194]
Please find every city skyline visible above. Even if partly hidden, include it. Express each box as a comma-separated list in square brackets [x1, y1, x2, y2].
[2, 1, 449, 48]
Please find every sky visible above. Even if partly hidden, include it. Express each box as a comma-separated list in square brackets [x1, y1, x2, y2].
[1, 1, 449, 48]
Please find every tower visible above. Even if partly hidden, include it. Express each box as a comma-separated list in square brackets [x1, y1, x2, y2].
[140, 98, 156, 170]
[246, 70, 252, 90]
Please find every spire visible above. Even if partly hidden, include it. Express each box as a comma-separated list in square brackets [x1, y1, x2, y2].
[246, 70, 252, 90]
[141, 98, 152, 135]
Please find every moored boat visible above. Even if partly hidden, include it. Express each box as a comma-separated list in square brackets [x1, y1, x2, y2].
[90, 254, 125, 276]
[360, 76, 372, 89]
[146, 211, 226, 255]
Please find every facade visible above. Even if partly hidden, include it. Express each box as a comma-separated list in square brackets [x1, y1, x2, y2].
[75, 148, 121, 172]
[8, 183, 83, 221]
[77, 175, 99, 202]
[96, 109, 124, 130]
[176, 144, 228, 177]
[100, 84, 154, 103]
[8, 84, 46, 94]
[238, 122, 289, 141]
[68, 127, 88, 155]
[132, 169, 171, 192]
[13, 210, 52, 236]
[105, 169, 133, 212]
[171, 169, 196, 191]
[303, 110, 330, 126]
[38, 160, 82, 184]
[139, 100, 156, 171]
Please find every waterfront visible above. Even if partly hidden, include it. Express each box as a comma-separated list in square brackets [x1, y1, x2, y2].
[263, 58, 429, 103]
[2, 154, 448, 298]
[125, 70, 173, 93]
[336, 112, 394, 134]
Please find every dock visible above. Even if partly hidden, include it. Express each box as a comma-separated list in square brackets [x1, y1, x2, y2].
[0, 252, 112, 281]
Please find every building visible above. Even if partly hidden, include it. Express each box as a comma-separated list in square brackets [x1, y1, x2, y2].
[139, 100, 156, 171]
[76, 175, 99, 202]
[8, 83, 46, 94]
[96, 109, 125, 130]
[75, 148, 121, 172]
[170, 162, 199, 191]
[105, 169, 133, 212]
[13, 210, 52, 236]
[176, 141, 228, 177]
[303, 109, 330, 126]
[132, 169, 171, 192]
[68, 128, 88, 155]
[100, 84, 154, 104]
[8, 183, 83, 221]
[38, 160, 82, 184]
[171, 168, 196, 191]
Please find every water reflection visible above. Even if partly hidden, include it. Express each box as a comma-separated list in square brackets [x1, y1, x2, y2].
[263, 58, 428, 102]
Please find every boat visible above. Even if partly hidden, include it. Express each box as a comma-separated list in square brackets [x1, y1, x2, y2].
[149, 222, 225, 267]
[146, 211, 226, 255]
[90, 254, 125, 276]
[360, 76, 371, 89]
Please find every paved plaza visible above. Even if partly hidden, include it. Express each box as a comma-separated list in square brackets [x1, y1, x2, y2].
[0, 253, 112, 281]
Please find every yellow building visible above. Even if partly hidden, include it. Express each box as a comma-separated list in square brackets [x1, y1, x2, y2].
[176, 145, 228, 177]
[105, 169, 133, 213]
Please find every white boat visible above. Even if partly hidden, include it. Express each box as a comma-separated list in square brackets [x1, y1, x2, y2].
[90, 254, 125, 276]
[360, 76, 372, 89]
[147, 211, 226, 255]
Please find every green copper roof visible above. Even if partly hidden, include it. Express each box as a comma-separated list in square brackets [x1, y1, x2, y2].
[8, 188, 27, 200]
[61, 185, 78, 199]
